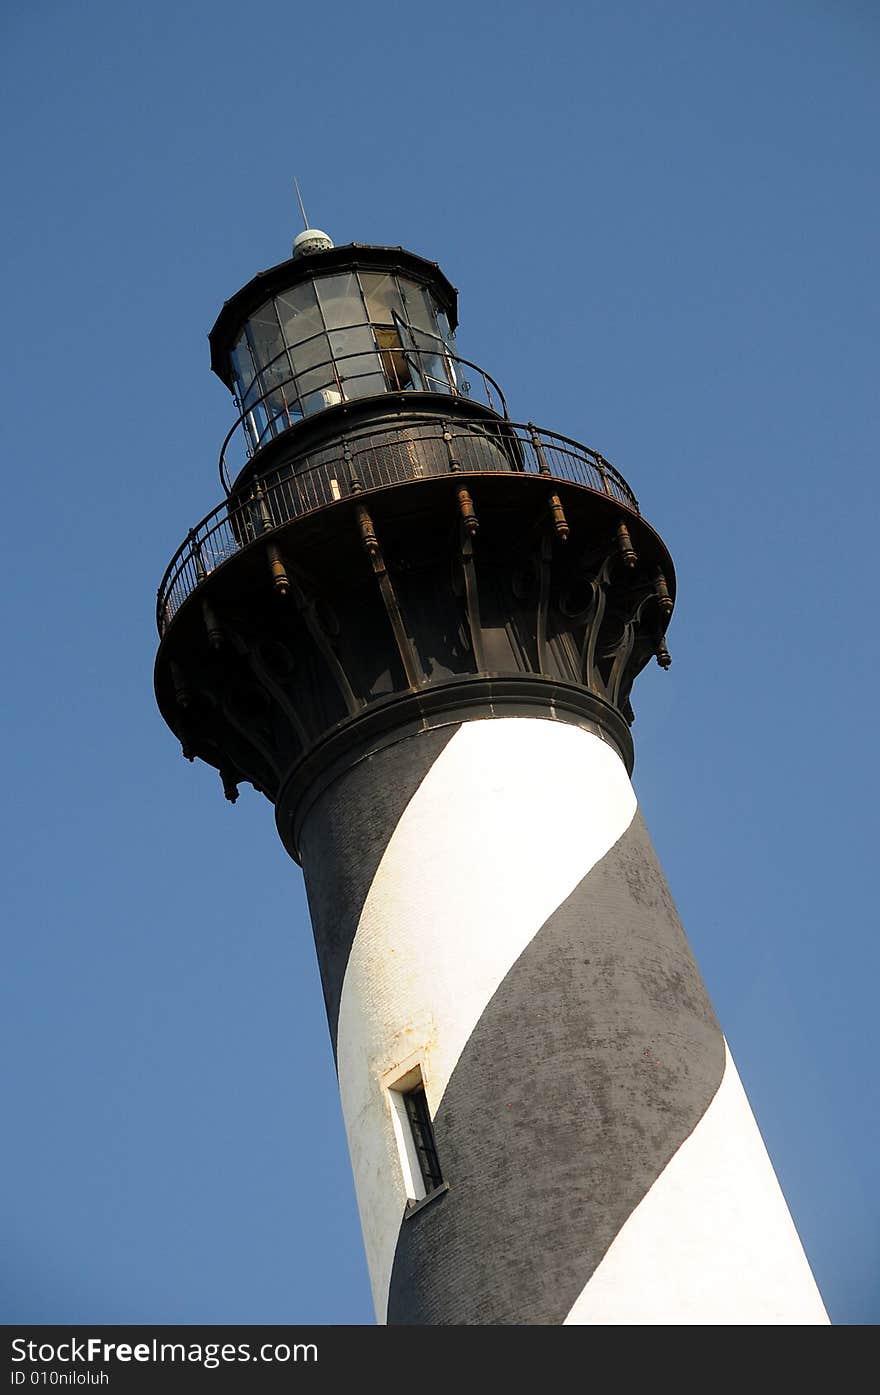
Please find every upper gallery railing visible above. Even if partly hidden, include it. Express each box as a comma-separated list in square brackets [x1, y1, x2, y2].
[220, 334, 509, 491]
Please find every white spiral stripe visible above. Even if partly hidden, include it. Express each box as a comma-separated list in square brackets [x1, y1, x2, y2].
[334, 718, 637, 1321]
[563, 1040, 829, 1325]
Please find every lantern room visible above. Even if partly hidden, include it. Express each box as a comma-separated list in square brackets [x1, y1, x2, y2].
[208, 236, 483, 468]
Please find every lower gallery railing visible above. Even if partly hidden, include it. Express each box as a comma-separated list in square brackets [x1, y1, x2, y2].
[156, 418, 639, 635]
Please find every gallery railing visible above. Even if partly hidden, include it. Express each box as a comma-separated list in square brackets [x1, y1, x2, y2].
[158, 417, 639, 635]
[220, 336, 509, 490]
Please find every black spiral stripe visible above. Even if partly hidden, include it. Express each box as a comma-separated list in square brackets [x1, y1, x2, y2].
[385, 810, 724, 1325]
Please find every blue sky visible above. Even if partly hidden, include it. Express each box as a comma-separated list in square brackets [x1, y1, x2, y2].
[1, 0, 877, 1324]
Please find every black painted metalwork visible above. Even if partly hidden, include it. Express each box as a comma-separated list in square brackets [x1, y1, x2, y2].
[157, 417, 638, 633]
[154, 237, 674, 835]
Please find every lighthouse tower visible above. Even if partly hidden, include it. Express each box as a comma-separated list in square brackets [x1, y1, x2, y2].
[154, 219, 828, 1325]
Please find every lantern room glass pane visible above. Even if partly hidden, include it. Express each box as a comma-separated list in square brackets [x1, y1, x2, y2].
[399, 279, 438, 336]
[413, 329, 452, 394]
[231, 332, 259, 406]
[248, 400, 269, 442]
[276, 282, 324, 352]
[301, 383, 345, 415]
[292, 367, 334, 402]
[288, 330, 341, 416]
[329, 323, 374, 362]
[341, 364, 389, 400]
[259, 382, 298, 438]
[437, 310, 457, 353]
[315, 272, 367, 331]
[290, 329, 331, 372]
[246, 302, 285, 378]
[328, 324, 385, 399]
[393, 313, 426, 391]
[360, 271, 406, 325]
[289, 331, 333, 402]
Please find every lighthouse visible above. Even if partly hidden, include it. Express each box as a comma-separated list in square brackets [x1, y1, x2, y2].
[154, 217, 829, 1325]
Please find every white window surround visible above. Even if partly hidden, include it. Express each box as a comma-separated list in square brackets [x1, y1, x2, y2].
[381, 1056, 430, 1203]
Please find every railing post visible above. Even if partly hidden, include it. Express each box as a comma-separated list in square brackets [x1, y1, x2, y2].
[596, 454, 613, 497]
[442, 422, 460, 473]
[190, 530, 206, 583]
[345, 445, 363, 494]
[528, 422, 552, 476]
[251, 478, 274, 535]
[441, 421, 478, 534]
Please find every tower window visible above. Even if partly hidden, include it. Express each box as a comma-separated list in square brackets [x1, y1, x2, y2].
[387, 1065, 446, 1208]
[403, 1086, 444, 1195]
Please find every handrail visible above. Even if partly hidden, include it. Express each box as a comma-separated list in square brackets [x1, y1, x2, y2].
[157, 418, 639, 637]
[231, 318, 462, 406]
[219, 333, 508, 493]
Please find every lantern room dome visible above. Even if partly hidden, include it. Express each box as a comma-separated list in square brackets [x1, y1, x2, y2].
[292, 228, 334, 258]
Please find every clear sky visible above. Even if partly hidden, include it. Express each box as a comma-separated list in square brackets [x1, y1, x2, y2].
[1, 0, 877, 1325]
